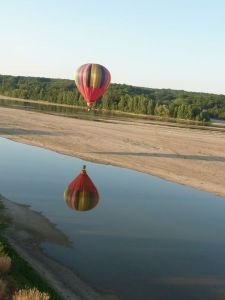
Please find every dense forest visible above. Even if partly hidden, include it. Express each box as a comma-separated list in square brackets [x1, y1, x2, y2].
[0, 74, 225, 122]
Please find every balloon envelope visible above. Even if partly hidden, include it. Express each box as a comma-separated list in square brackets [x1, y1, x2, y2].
[64, 166, 99, 211]
[74, 63, 111, 106]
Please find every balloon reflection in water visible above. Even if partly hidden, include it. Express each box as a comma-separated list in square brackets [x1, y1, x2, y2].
[64, 165, 99, 211]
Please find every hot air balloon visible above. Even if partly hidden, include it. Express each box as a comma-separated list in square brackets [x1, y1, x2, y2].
[64, 165, 99, 211]
[74, 63, 111, 108]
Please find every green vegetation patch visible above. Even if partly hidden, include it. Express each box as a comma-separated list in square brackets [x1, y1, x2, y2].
[0, 196, 64, 299]
[1, 74, 225, 121]
[0, 199, 11, 230]
[0, 237, 64, 299]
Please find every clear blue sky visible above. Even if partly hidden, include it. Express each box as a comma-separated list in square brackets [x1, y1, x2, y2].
[0, 0, 225, 94]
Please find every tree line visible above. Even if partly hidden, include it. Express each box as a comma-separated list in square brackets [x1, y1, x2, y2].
[0, 74, 225, 122]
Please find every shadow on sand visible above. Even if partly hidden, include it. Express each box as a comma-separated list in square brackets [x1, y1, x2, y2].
[0, 127, 58, 136]
[92, 151, 225, 162]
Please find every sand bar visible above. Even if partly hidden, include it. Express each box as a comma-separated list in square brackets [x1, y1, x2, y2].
[0, 106, 225, 197]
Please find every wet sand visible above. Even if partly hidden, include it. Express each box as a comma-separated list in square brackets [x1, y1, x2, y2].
[0, 105, 225, 197]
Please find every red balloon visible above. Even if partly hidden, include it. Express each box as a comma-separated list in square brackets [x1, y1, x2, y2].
[75, 63, 111, 106]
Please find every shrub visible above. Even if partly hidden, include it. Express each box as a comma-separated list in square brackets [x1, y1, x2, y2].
[0, 242, 6, 256]
[0, 279, 8, 299]
[13, 288, 50, 300]
[0, 256, 11, 274]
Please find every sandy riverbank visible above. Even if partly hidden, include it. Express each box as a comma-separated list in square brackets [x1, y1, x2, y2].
[0, 106, 225, 197]
[0, 195, 118, 300]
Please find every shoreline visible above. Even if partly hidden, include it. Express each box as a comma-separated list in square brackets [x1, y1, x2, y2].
[1, 94, 225, 132]
[1, 195, 119, 300]
[0, 106, 225, 197]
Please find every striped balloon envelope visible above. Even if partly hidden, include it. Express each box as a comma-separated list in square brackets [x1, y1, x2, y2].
[64, 166, 99, 211]
[74, 63, 111, 107]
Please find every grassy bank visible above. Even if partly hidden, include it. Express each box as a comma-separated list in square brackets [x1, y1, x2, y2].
[0, 196, 64, 300]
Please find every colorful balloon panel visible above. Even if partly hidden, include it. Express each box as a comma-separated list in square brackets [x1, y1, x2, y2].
[64, 166, 99, 211]
[75, 63, 111, 106]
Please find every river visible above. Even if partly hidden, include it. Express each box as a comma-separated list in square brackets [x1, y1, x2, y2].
[1, 137, 225, 300]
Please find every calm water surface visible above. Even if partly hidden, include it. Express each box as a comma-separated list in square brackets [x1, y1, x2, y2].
[0, 98, 130, 122]
[1, 137, 225, 300]
[3, 98, 224, 128]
